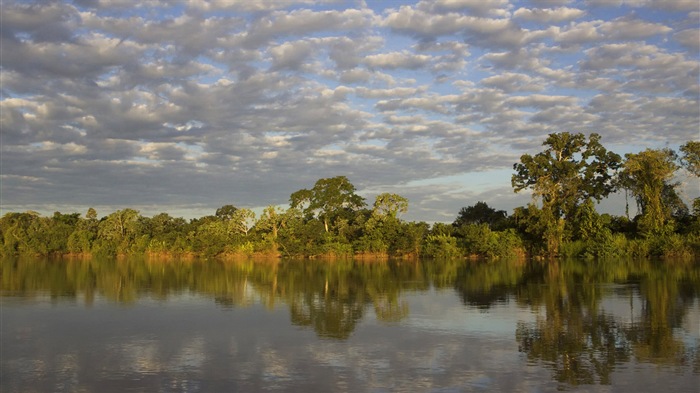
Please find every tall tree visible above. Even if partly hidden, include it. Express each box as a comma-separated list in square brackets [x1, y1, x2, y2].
[619, 148, 682, 236]
[512, 132, 621, 218]
[290, 176, 365, 233]
[679, 141, 700, 177]
[512, 132, 621, 254]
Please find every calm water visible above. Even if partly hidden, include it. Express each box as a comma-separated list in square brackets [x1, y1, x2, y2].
[2, 257, 699, 393]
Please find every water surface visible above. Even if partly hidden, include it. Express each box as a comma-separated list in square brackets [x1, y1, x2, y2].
[2, 257, 699, 392]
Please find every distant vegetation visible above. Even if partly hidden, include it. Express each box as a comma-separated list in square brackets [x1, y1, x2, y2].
[2, 134, 698, 261]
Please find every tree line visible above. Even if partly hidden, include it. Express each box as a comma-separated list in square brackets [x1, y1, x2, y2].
[1, 133, 698, 260]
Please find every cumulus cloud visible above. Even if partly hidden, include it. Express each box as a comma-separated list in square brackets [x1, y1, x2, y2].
[513, 7, 586, 23]
[364, 51, 433, 69]
[675, 29, 700, 53]
[1, 0, 698, 222]
[587, 0, 699, 11]
[419, 0, 512, 17]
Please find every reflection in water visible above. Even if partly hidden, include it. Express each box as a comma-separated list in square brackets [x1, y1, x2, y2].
[511, 259, 700, 388]
[1, 256, 699, 392]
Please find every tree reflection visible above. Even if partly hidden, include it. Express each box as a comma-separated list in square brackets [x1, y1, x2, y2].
[0, 257, 428, 339]
[2, 255, 699, 376]
[624, 262, 700, 366]
[259, 260, 427, 339]
[512, 259, 700, 388]
[452, 258, 531, 309]
[516, 306, 631, 385]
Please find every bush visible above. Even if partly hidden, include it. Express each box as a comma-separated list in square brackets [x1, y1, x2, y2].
[560, 240, 587, 259]
[422, 233, 461, 259]
[654, 233, 692, 260]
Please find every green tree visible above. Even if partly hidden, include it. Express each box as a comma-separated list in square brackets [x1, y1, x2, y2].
[453, 201, 506, 229]
[67, 209, 100, 254]
[372, 193, 408, 220]
[619, 148, 682, 236]
[95, 209, 141, 255]
[192, 220, 230, 256]
[229, 208, 255, 236]
[290, 176, 365, 233]
[395, 221, 429, 256]
[215, 204, 238, 221]
[422, 223, 460, 259]
[512, 132, 621, 254]
[511, 203, 562, 257]
[86, 207, 98, 220]
[256, 205, 286, 240]
[679, 141, 700, 177]
[145, 212, 188, 253]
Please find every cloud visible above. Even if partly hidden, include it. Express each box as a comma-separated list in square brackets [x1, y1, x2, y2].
[480, 72, 546, 92]
[185, 0, 337, 12]
[598, 17, 672, 39]
[580, 42, 699, 93]
[513, 7, 586, 23]
[675, 29, 700, 53]
[364, 51, 433, 69]
[268, 40, 316, 71]
[241, 8, 375, 49]
[418, 0, 512, 17]
[586, 0, 699, 11]
[1, 0, 698, 222]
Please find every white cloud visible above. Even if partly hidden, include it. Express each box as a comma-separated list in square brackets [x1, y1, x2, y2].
[364, 51, 432, 69]
[598, 17, 672, 40]
[513, 7, 586, 23]
[185, 0, 335, 12]
[420, 0, 512, 16]
[269, 40, 316, 71]
[587, 0, 699, 11]
[675, 29, 700, 53]
[506, 94, 578, 109]
[1, 0, 697, 221]
[481, 72, 545, 92]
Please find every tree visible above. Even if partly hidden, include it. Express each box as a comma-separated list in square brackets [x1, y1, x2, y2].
[215, 204, 238, 221]
[453, 201, 506, 229]
[512, 132, 621, 254]
[290, 176, 365, 233]
[256, 205, 286, 240]
[619, 148, 682, 236]
[512, 132, 621, 218]
[229, 208, 255, 236]
[372, 193, 408, 220]
[96, 209, 141, 254]
[679, 141, 700, 177]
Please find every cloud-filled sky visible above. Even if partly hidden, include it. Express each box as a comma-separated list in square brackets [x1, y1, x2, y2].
[1, 0, 699, 222]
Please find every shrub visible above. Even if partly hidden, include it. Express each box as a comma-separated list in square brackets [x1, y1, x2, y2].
[422, 233, 461, 259]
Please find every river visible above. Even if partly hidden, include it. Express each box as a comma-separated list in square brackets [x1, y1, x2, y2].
[2, 256, 699, 392]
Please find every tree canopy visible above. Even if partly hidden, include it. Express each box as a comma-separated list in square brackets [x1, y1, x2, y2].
[512, 132, 621, 219]
[453, 201, 507, 229]
[511, 132, 622, 255]
[290, 176, 366, 233]
[619, 148, 683, 236]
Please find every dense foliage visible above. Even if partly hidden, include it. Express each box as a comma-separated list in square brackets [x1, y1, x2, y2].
[2, 134, 698, 260]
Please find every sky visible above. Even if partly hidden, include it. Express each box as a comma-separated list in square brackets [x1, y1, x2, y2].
[1, 0, 699, 223]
